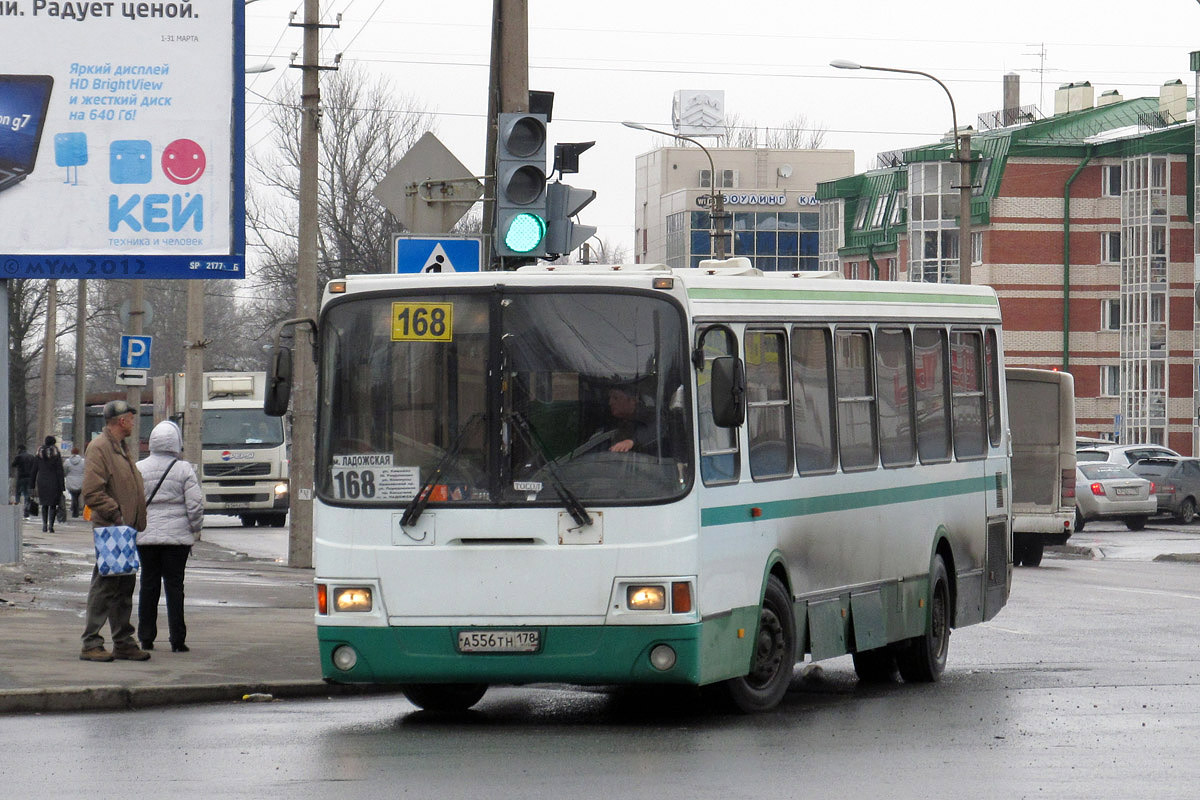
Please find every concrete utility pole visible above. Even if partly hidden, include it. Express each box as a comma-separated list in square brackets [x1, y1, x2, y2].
[125, 280, 144, 446]
[485, 0, 529, 269]
[72, 280, 86, 451]
[38, 280, 58, 441]
[183, 281, 204, 469]
[288, 0, 323, 569]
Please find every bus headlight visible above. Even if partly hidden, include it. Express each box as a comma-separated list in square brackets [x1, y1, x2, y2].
[274, 482, 289, 496]
[627, 585, 666, 611]
[334, 587, 373, 612]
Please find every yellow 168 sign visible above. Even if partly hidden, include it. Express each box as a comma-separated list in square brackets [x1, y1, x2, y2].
[391, 302, 453, 342]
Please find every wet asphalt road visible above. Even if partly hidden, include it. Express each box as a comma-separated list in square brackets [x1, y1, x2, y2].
[2, 543, 1197, 799]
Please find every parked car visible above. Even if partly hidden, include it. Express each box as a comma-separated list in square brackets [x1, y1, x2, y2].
[1129, 457, 1200, 524]
[1075, 444, 1181, 466]
[1075, 463, 1156, 531]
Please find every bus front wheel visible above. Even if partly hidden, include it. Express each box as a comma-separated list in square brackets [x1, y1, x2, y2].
[401, 683, 488, 712]
[722, 575, 796, 713]
[896, 555, 950, 683]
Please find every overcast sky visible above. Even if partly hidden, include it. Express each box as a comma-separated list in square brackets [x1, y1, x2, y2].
[244, 0, 1200, 257]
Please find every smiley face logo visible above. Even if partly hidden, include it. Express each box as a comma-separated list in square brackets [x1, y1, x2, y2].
[161, 139, 206, 185]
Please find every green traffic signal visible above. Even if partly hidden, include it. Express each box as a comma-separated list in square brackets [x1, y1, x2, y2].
[504, 212, 547, 254]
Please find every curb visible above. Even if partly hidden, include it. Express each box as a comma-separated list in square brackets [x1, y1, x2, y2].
[1154, 552, 1200, 563]
[0, 681, 407, 715]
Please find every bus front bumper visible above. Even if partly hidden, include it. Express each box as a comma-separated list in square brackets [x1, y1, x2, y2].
[317, 621, 747, 687]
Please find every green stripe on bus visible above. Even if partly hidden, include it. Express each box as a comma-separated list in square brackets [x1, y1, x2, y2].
[686, 287, 999, 307]
[700, 474, 1003, 527]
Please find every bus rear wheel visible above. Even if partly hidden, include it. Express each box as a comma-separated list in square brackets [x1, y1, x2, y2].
[896, 555, 950, 683]
[401, 683, 488, 712]
[722, 575, 795, 713]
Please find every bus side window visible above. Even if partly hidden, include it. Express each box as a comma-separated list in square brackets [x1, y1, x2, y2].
[951, 330, 986, 459]
[745, 330, 793, 480]
[914, 327, 951, 463]
[791, 327, 836, 473]
[876, 327, 916, 467]
[984, 328, 1003, 447]
[835, 329, 878, 470]
[696, 326, 740, 485]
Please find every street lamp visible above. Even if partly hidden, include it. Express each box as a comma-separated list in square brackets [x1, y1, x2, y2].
[622, 120, 729, 261]
[831, 59, 974, 285]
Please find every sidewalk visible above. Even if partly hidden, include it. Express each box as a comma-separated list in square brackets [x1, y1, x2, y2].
[0, 515, 395, 714]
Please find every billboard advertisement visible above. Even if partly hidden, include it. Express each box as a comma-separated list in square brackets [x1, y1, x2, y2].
[0, 0, 244, 278]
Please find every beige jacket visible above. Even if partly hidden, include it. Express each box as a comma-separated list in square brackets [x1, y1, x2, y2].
[82, 427, 147, 531]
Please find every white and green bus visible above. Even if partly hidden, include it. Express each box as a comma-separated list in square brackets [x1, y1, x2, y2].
[266, 259, 1012, 713]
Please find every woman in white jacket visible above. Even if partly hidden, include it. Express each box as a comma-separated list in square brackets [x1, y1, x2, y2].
[136, 420, 204, 653]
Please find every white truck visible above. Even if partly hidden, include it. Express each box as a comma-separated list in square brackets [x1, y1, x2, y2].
[157, 371, 290, 527]
[1005, 367, 1076, 567]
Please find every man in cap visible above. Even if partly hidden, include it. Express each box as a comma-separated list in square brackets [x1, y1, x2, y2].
[79, 399, 150, 662]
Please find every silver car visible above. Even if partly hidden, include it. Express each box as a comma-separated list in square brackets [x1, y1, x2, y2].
[1076, 444, 1181, 466]
[1075, 463, 1156, 531]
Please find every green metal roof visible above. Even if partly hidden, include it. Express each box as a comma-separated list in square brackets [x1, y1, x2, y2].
[818, 94, 1197, 258]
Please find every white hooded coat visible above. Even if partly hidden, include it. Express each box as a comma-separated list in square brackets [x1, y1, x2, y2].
[136, 420, 204, 545]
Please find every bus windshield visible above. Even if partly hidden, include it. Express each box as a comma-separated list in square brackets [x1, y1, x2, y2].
[202, 409, 286, 448]
[318, 289, 693, 507]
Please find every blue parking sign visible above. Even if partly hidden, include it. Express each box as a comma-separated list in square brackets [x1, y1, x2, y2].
[120, 335, 152, 369]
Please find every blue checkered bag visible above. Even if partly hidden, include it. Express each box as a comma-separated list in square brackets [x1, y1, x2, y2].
[93, 525, 140, 576]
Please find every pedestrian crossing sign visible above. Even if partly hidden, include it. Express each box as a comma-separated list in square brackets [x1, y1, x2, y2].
[394, 236, 483, 274]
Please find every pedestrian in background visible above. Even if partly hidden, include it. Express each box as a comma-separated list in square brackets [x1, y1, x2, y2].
[32, 436, 65, 532]
[136, 420, 203, 653]
[80, 400, 149, 663]
[63, 447, 85, 518]
[11, 444, 36, 519]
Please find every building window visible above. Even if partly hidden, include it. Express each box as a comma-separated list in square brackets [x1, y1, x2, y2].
[1100, 365, 1120, 397]
[726, 210, 817, 272]
[1101, 298, 1121, 331]
[870, 196, 888, 228]
[907, 161, 962, 283]
[818, 200, 844, 271]
[1102, 165, 1121, 197]
[1101, 231, 1121, 264]
[971, 231, 982, 266]
[665, 212, 687, 269]
[854, 199, 872, 230]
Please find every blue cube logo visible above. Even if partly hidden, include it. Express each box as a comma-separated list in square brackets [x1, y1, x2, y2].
[54, 132, 88, 167]
[110, 140, 152, 184]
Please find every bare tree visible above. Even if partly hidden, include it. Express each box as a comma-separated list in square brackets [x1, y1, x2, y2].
[7, 280, 53, 453]
[723, 112, 828, 149]
[583, 237, 629, 265]
[82, 280, 262, 390]
[246, 65, 436, 325]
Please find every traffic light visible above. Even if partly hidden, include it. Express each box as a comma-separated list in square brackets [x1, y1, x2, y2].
[544, 182, 597, 258]
[494, 112, 548, 258]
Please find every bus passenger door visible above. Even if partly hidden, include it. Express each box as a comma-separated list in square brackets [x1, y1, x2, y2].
[982, 329, 1010, 619]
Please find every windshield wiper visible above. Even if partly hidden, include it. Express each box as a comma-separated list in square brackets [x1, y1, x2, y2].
[400, 412, 483, 528]
[508, 410, 593, 528]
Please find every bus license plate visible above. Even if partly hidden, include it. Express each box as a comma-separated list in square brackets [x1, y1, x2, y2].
[457, 630, 540, 653]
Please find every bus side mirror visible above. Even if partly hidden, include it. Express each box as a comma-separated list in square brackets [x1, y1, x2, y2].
[264, 346, 293, 417]
[710, 356, 745, 428]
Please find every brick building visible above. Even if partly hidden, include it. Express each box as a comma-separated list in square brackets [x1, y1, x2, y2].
[817, 69, 1199, 453]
